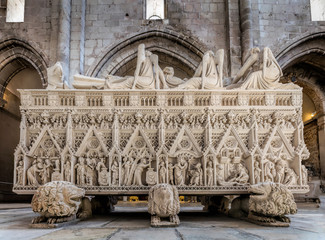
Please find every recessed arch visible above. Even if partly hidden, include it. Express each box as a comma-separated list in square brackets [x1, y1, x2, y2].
[86, 29, 208, 79]
[0, 38, 48, 99]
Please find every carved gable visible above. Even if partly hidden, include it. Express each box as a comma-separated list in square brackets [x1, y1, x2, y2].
[216, 126, 249, 162]
[169, 126, 202, 157]
[122, 126, 155, 156]
[28, 126, 61, 157]
[263, 126, 295, 160]
[75, 126, 108, 157]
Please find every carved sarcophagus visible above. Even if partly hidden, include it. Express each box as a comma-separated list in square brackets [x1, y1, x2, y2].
[13, 88, 309, 195]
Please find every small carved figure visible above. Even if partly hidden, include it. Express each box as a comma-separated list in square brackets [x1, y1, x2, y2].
[206, 161, 213, 186]
[301, 165, 308, 185]
[216, 164, 234, 186]
[97, 158, 109, 186]
[159, 161, 167, 183]
[27, 159, 42, 186]
[174, 160, 187, 185]
[228, 163, 249, 185]
[189, 163, 203, 186]
[148, 184, 180, 227]
[254, 161, 262, 184]
[133, 158, 151, 185]
[122, 157, 132, 185]
[111, 160, 119, 185]
[64, 160, 71, 182]
[283, 167, 298, 186]
[275, 161, 285, 183]
[85, 157, 97, 186]
[75, 157, 86, 185]
[40, 158, 52, 184]
[264, 160, 275, 182]
[168, 162, 174, 185]
[16, 160, 24, 185]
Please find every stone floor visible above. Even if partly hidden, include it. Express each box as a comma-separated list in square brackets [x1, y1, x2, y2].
[0, 196, 324, 240]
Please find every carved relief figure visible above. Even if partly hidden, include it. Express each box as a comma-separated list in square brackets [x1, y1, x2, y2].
[97, 158, 109, 186]
[85, 157, 97, 185]
[283, 167, 298, 185]
[174, 160, 187, 186]
[159, 161, 167, 183]
[168, 162, 174, 185]
[40, 158, 52, 184]
[216, 164, 234, 186]
[178, 49, 224, 89]
[133, 158, 151, 186]
[264, 159, 275, 182]
[16, 160, 24, 185]
[64, 159, 71, 182]
[231, 47, 299, 90]
[27, 159, 42, 186]
[301, 165, 308, 185]
[206, 161, 213, 186]
[274, 161, 285, 183]
[228, 163, 249, 185]
[122, 156, 132, 185]
[254, 161, 261, 184]
[111, 159, 119, 185]
[189, 163, 203, 186]
[75, 157, 86, 185]
[163, 67, 185, 88]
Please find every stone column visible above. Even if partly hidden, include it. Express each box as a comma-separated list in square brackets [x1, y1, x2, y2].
[239, 0, 253, 62]
[69, 0, 86, 83]
[225, 0, 242, 77]
[57, 0, 71, 86]
[317, 115, 325, 181]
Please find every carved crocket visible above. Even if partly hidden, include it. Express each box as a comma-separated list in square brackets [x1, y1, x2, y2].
[31, 181, 92, 224]
[148, 184, 180, 227]
[229, 182, 297, 227]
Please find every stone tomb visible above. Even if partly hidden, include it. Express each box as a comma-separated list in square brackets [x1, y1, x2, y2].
[13, 45, 310, 197]
[13, 87, 309, 195]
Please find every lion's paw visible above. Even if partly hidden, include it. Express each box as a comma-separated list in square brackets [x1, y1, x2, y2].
[31, 216, 46, 224]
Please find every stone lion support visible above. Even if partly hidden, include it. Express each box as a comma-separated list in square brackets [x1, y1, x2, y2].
[228, 182, 297, 227]
[148, 184, 180, 227]
[31, 181, 92, 227]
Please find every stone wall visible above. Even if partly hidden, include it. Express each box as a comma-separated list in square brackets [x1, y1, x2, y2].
[0, 0, 54, 62]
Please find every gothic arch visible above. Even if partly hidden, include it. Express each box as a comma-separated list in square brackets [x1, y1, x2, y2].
[276, 31, 325, 69]
[277, 32, 325, 181]
[86, 29, 208, 79]
[0, 38, 49, 98]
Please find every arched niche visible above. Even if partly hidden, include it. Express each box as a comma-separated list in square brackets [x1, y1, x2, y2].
[0, 38, 47, 201]
[278, 33, 325, 183]
[86, 29, 208, 79]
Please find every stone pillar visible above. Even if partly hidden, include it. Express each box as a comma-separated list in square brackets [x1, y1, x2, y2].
[57, 0, 71, 86]
[317, 115, 325, 182]
[239, 0, 253, 62]
[225, 0, 242, 77]
[69, 0, 86, 82]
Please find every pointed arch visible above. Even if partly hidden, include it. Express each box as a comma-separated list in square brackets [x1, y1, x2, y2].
[86, 29, 208, 79]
